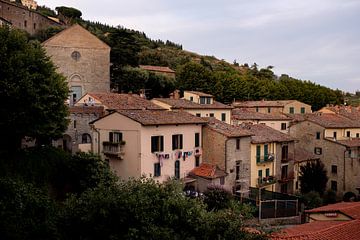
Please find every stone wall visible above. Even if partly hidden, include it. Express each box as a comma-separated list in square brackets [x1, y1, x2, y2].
[0, 0, 61, 35]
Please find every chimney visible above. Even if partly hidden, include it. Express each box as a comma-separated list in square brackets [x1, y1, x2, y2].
[174, 90, 180, 100]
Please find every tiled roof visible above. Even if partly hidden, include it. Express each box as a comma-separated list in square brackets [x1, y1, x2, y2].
[117, 110, 207, 126]
[305, 201, 360, 220]
[333, 138, 360, 147]
[242, 123, 294, 143]
[189, 163, 227, 179]
[288, 113, 360, 128]
[294, 147, 319, 163]
[204, 117, 253, 138]
[185, 91, 213, 97]
[153, 98, 233, 109]
[87, 93, 165, 111]
[232, 109, 292, 120]
[233, 100, 299, 108]
[139, 65, 175, 73]
[271, 220, 360, 240]
[69, 106, 104, 115]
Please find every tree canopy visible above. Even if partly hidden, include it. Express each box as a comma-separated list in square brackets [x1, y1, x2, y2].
[0, 26, 69, 149]
[299, 160, 328, 195]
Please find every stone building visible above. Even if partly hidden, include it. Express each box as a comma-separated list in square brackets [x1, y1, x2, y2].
[232, 100, 312, 114]
[43, 24, 111, 105]
[139, 65, 176, 78]
[53, 106, 104, 154]
[289, 113, 360, 197]
[0, 0, 61, 34]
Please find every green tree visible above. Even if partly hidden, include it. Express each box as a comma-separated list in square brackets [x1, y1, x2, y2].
[299, 160, 328, 195]
[55, 6, 82, 19]
[0, 27, 69, 149]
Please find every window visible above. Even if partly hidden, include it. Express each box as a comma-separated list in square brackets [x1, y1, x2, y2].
[357, 133, 360, 138]
[235, 161, 241, 180]
[209, 113, 214, 117]
[268, 107, 271, 113]
[282, 145, 288, 160]
[256, 145, 261, 163]
[82, 133, 91, 143]
[195, 133, 200, 147]
[174, 160, 180, 179]
[281, 123, 287, 130]
[256, 107, 259, 112]
[172, 134, 183, 150]
[190, 96, 193, 101]
[331, 181, 337, 192]
[109, 132, 122, 143]
[316, 132, 321, 140]
[236, 138, 240, 150]
[265, 168, 270, 177]
[333, 132, 337, 140]
[196, 113, 201, 117]
[300, 107, 305, 114]
[281, 165, 288, 179]
[200, 97, 206, 104]
[347, 131, 351, 138]
[264, 144, 269, 160]
[331, 165, 337, 174]
[195, 156, 200, 167]
[24, 20, 27, 27]
[220, 177, 225, 185]
[206, 97, 211, 104]
[33, 23, 36, 29]
[73, 120, 77, 129]
[151, 136, 164, 152]
[281, 183, 288, 193]
[221, 113, 226, 122]
[289, 107, 294, 114]
[154, 163, 161, 177]
[71, 51, 81, 61]
[296, 181, 299, 190]
[314, 147, 322, 155]
[258, 170, 263, 178]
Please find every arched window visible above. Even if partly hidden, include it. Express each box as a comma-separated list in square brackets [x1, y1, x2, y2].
[82, 133, 91, 144]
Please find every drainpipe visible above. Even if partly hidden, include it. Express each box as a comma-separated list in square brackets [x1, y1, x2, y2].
[343, 149, 347, 192]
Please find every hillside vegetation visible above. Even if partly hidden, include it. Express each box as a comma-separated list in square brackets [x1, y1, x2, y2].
[34, 6, 344, 110]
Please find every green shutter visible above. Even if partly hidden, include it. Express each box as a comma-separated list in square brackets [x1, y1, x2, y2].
[266, 168, 270, 177]
[256, 145, 261, 163]
[264, 144, 268, 160]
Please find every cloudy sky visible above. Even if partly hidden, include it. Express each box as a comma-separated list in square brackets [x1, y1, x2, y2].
[37, 0, 360, 93]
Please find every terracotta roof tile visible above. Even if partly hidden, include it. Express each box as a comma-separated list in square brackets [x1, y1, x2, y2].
[153, 98, 233, 109]
[69, 106, 104, 115]
[294, 147, 319, 163]
[244, 123, 294, 143]
[233, 100, 299, 108]
[305, 201, 360, 220]
[271, 220, 360, 240]
[185, 91, 213, 97]
[232, 109, 292, 120]
[87, 93, 165, 111]
[288, 113, 360, 128]
[333, 138, 360, 147]
[139, 65, 175, 73]
[189, 163, 227, 179]
[203, 117, 253, 138]
[117, 109, 207, 126]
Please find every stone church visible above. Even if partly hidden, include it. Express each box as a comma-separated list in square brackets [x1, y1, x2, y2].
[42, 24, 111, 105]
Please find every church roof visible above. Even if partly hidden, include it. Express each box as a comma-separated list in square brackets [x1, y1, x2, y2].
[42, 24, 110, 50]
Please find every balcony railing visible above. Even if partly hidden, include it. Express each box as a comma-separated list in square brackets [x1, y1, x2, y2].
[256, 154, 275, 164]
[103, 141, 125, 159]
[257, 176, 277, 188]
[278, 171, 295, 183]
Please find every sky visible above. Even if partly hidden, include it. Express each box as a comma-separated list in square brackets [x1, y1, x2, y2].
[37, 0, 360, 93]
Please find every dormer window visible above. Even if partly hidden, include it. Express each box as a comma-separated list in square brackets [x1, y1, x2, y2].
[200, 96, 212, 104]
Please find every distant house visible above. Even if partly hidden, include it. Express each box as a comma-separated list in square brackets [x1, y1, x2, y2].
[139, 65, 176, 78]
[289, 113, 360, 197]
[188, 163, 227, 192]
[271, 202, 360, 239]
[232, 108, 292, 134]
[152, 90, 233, 124]
[90, 110, 206, 182]
[43, 24, 111, 105]
[233, 100, 312, 114]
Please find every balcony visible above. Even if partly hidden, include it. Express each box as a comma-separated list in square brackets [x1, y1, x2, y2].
[256, 154, 275, 165]
[257, 176, 277, 188]
[278, 171, 295, 183]
[103, 141, 125, 159]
